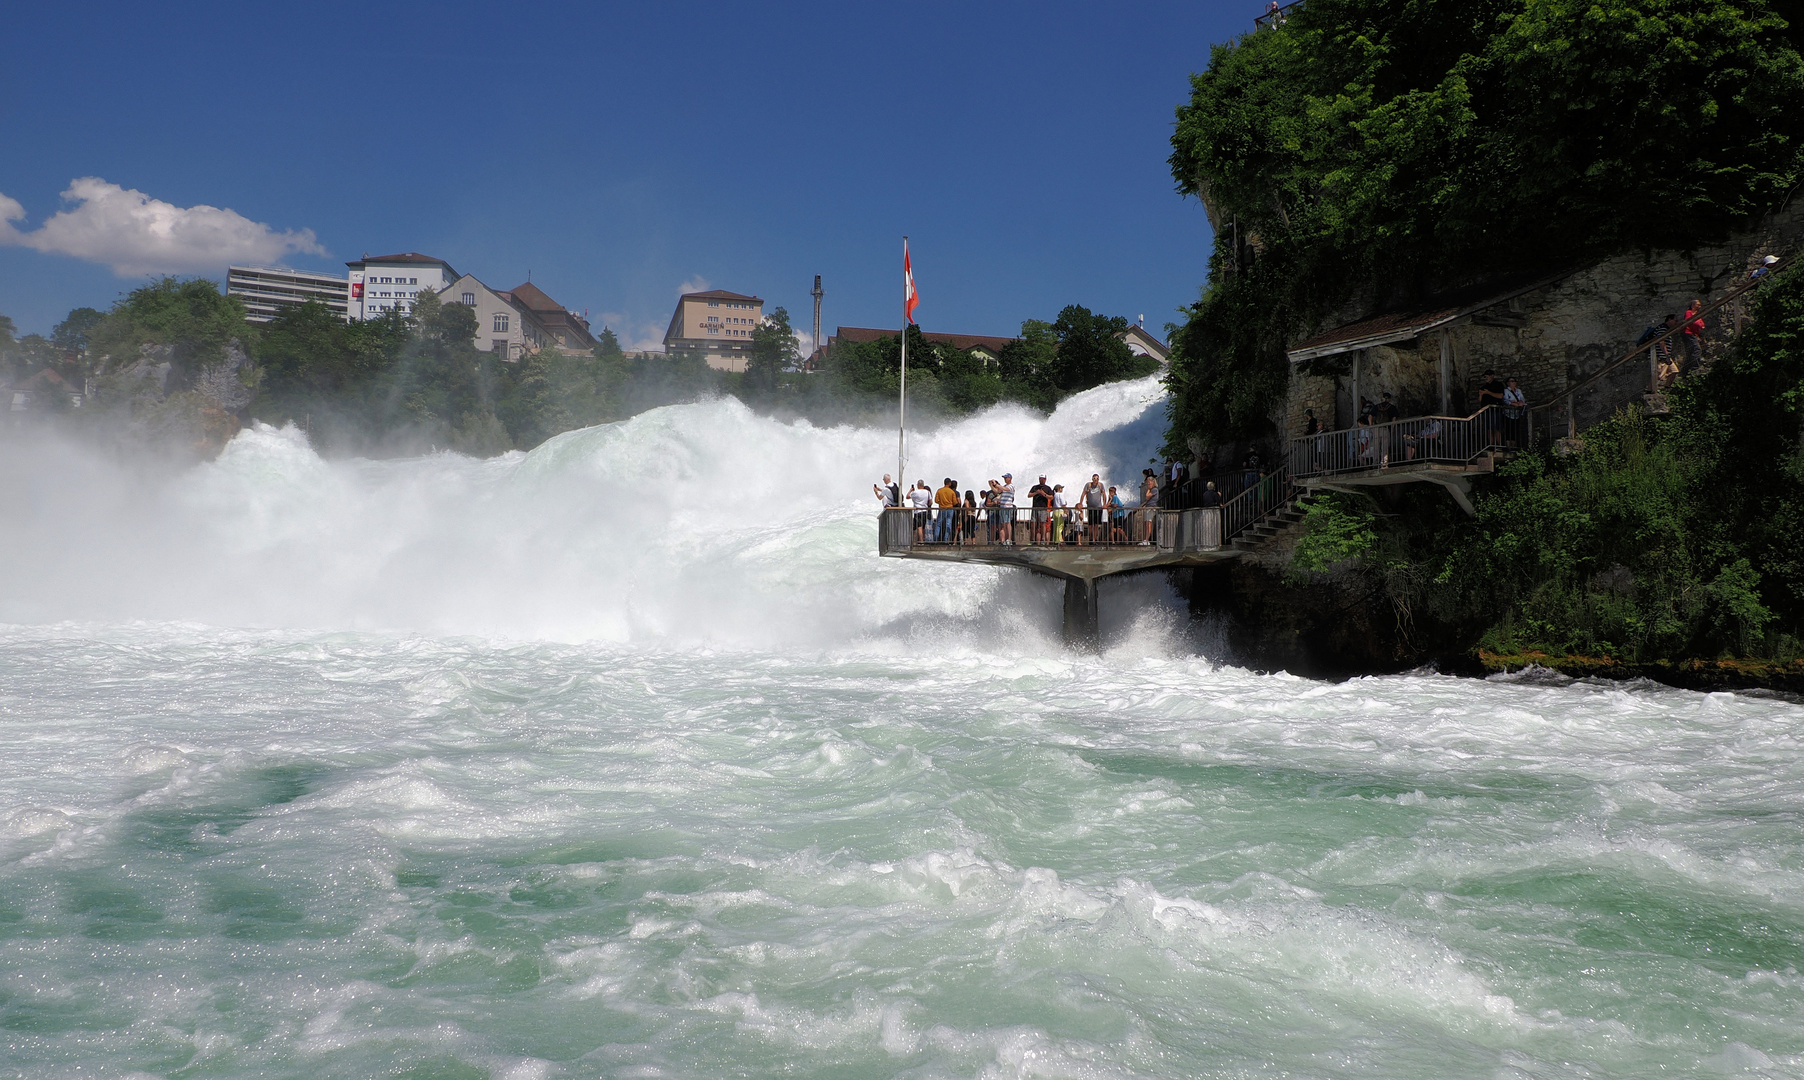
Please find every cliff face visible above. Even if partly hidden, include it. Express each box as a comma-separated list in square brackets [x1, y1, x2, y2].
[1283, 203, 1804, 437]
[1174, 561, 1446, 678]
[92, 339, 254, 457]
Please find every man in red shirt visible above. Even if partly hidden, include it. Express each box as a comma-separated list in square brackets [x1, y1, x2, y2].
[1681, 300, 1705, 374]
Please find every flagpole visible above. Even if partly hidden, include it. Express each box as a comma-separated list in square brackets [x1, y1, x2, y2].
[898, 235, 908, 491]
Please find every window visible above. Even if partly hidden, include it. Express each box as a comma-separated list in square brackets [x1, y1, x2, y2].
[462, 292, 475, 306]
[494, 313, 510, 332]
[410, 277, 418, 284]
[709, 300, 719, 307]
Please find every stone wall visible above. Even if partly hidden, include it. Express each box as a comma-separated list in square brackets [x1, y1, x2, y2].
[1282, 202, 1804, 438]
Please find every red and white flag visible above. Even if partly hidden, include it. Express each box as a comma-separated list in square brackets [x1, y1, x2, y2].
[904, 240, 919, 324]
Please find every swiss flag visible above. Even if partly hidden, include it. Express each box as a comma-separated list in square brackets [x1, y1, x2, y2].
[904, 241, 919, 324]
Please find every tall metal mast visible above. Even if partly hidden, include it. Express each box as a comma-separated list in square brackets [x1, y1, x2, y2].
[810, 275, 823, 368]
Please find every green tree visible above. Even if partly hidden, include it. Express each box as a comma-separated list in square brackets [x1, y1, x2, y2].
[595, 325, 624, 360]
[1050, 305, 1158, 392]
[998, 319, 1060, 411]
[746, 306, 799, 395]
[51, 308, 104, 357]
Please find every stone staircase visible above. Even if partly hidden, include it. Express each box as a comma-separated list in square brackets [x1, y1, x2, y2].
[1231, 493, 1316, 551]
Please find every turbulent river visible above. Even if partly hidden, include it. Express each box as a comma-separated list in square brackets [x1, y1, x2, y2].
[2, 377, 1802, 1079]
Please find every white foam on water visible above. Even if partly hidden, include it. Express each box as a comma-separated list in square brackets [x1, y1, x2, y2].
[1, 382, 1803, 1077]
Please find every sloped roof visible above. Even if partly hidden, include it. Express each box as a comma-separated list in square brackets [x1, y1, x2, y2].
[682, 289, 762, 302]
[506, 281, 563, 313]
[832, 326, 1018, 354]
[1286, 271, 1569, 362]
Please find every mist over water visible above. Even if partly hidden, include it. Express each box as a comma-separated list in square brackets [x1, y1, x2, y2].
[0, 376, 1176, 646]
[4, 378, 1804, 1079]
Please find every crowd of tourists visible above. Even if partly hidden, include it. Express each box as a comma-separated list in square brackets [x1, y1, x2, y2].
[872, 469, 1165, 547]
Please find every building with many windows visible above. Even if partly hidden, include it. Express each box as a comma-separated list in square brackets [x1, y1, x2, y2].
[438, 274, 548, 360]
[226, 265, 349, 323]
[347, 252, 460, 320]
[663, 289, 764, 372]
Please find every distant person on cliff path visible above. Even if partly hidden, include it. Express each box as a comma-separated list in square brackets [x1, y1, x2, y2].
[1478, 370, 1506, 446]
[1502, 378, 1527, 448]
[1638, 315, 1679, 386]
[1682, 301, 1704, 373]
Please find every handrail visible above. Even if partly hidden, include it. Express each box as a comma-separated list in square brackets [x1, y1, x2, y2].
[1221, 460, 1296, 542]
[1289, 406, 1505, 479]
[1527, 253, 1791, 435]
[896, 504, 1161, 549]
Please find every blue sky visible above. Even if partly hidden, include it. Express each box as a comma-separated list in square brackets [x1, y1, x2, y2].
[0, 1, 1248, 351]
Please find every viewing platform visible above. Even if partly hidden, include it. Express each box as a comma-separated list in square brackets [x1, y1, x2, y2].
[878, 506, 1240, 645]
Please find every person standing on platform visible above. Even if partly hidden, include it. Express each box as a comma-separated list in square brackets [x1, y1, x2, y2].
[933, 478, 959, 542]
[997, 473, 1016, 545]
[1028, 476, 1054, 544]
[1139, 468, 1160, 542]
[908, 481, 932, 542]
[1081, 473, 1107, 543]
[874, 473, 898, 508]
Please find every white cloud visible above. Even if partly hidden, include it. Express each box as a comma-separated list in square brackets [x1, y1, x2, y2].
[677, 275, 711, 295]
[0, 178, 326, 277]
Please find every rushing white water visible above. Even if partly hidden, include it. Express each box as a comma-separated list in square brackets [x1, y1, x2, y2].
[3, 379, 1803, 1079]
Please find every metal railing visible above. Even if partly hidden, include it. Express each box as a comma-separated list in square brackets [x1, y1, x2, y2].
[897, 504, 1161, 549]
[1221, 461, 1296, 541]
[1289, 405, 1505, 479]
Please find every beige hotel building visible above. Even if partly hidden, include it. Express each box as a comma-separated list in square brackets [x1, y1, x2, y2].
[663, 289, 764, 372]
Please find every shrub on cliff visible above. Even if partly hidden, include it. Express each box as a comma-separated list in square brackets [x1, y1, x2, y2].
[1164, 0, 1804, 448]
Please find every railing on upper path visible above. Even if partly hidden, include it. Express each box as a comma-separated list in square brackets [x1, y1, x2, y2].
[1289, 406, 1505, 479]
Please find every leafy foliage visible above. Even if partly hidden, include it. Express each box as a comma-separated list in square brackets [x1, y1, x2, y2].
[91, 277, 254, 369]
[1163, 0, 1804, 448]
[1290, 492, 1381, 575]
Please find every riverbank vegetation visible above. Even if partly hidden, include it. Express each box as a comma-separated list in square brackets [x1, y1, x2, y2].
[1159, 0, 1804, 679]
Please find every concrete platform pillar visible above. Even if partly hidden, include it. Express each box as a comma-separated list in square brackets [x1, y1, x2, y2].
[1062, 577, 1099, 649]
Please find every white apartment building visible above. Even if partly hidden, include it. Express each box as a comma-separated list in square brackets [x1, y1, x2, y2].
[439, 275, 549, 360]
[226, 265, 350, 322]
[346, 252, 460, 320]
[662, 289, 764, 372]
